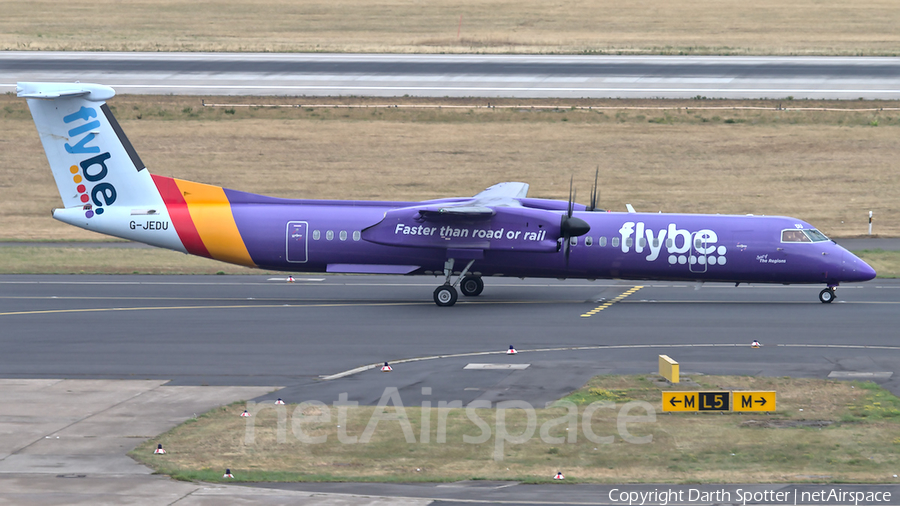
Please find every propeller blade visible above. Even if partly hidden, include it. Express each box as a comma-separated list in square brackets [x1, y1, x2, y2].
[589, 167, 599, 211]
[567, 176, 574, 218]
[565, 238, 571, 265]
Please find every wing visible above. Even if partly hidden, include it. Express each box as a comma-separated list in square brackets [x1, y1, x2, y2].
[472, 182, 529, 202]
[413, 182, 530, 218]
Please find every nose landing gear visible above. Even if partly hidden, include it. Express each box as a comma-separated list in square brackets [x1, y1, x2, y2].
[819, 286, 836, 303]
[434, 285, 458, 306]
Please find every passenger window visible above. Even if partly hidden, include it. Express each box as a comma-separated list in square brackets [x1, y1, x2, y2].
[339, 230, 347, 241]
[638, 238, 646, 248]
[612, 237, 620, 248]
[326, 230, 334, 241]
[666, 238, 673, 248]
[653, 238, 660, 248]
[585, 236, 593, 246]
[570, 237, 577, 246]
[312, 230, 320, 240]
[625, 238, 633, 248]
[599, 236, 607, 247]
[353, 231, 361, 241]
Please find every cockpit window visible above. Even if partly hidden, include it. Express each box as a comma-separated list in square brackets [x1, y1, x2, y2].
[781, 229, 811, 243]
[804, 229, 829, 242]
[781, 229, 830, 243]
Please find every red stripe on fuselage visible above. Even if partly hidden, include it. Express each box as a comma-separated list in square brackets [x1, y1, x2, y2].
[151, 175, 212, 258]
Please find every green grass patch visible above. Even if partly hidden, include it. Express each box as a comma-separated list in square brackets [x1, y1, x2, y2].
[131, 375, 900, 484]
[853, 250, 900, 278]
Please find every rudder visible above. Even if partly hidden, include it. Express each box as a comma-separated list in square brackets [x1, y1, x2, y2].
[18, 82, 162, 216]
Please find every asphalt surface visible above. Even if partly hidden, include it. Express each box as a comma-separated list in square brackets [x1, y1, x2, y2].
[2, 273, 899, 504]
[2, 274, 898, 402]
[4, 53, 900, 99]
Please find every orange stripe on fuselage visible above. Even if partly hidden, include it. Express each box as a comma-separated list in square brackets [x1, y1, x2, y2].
[171, 178, 256, 267]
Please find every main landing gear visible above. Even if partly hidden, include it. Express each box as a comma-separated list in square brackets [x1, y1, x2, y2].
[819, 285, 837, 303]
[433, 258, 482, 307]
[460, 276, 484, 297]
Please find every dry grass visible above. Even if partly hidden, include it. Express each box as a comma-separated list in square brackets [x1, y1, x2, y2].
[131, 375, 900, 483]
[2, 94, 897, 242]
[3, 0, 900, 55]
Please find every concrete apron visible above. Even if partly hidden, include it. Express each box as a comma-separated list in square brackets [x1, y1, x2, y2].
[0, 379, 430, 505]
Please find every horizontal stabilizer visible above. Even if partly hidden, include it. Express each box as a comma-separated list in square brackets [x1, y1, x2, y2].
[17, 82, 115, 101]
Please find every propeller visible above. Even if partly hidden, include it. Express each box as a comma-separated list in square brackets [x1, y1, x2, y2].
[587, 166, 600, 211]
[560, 176, 591, 265]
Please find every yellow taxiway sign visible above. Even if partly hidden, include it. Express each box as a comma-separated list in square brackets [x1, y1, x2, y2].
[662, 391, 730, 412]
[733, 391, 777, 412]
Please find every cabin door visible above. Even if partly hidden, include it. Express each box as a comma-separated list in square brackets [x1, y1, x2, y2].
[286, 221, 309, 263]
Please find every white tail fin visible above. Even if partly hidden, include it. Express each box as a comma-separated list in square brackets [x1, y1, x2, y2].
[19, 82, 186, 251]
[18, 82, 162, 215]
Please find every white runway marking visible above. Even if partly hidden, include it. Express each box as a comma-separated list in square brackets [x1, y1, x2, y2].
[319, 343, 900, 381]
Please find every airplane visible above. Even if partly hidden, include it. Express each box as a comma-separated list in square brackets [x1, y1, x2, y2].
[18, 82, 876, 306]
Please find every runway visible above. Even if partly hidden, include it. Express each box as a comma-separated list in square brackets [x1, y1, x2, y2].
[2, 274, 898, 405]
[4, 52, 900, 99]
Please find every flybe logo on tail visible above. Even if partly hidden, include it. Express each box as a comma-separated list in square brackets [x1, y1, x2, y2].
[64, 106, 116, 218]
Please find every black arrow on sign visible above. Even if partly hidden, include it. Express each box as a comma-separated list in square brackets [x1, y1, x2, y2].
[670, 397, 682, 406]
[755, 397, 767, 406]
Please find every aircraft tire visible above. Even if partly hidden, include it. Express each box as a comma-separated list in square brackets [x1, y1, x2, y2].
[460, 276, 484, 297]
[819, 288, 835, 303]
[434, 285, 458, 307]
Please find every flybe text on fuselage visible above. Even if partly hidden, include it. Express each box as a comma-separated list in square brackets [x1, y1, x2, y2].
[618, 221, 725, 265]
[63, 106, 116, 218]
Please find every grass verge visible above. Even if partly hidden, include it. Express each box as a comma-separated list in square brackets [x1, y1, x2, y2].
[131, 375, 900, 484]
[854, 250, 900, 278]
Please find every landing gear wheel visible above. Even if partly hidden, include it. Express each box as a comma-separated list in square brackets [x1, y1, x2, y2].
[434, 285, 458, 307]
[819, 288, 835, 304]
[460, 276, 484, 297]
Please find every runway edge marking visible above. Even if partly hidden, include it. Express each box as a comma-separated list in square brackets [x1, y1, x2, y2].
[319, 341, 900, 382]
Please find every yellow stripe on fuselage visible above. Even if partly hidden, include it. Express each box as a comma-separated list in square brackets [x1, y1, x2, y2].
[173, 178, 256, 267]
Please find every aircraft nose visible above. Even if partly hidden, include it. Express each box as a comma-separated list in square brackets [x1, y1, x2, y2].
[842, 250, 877, 282]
